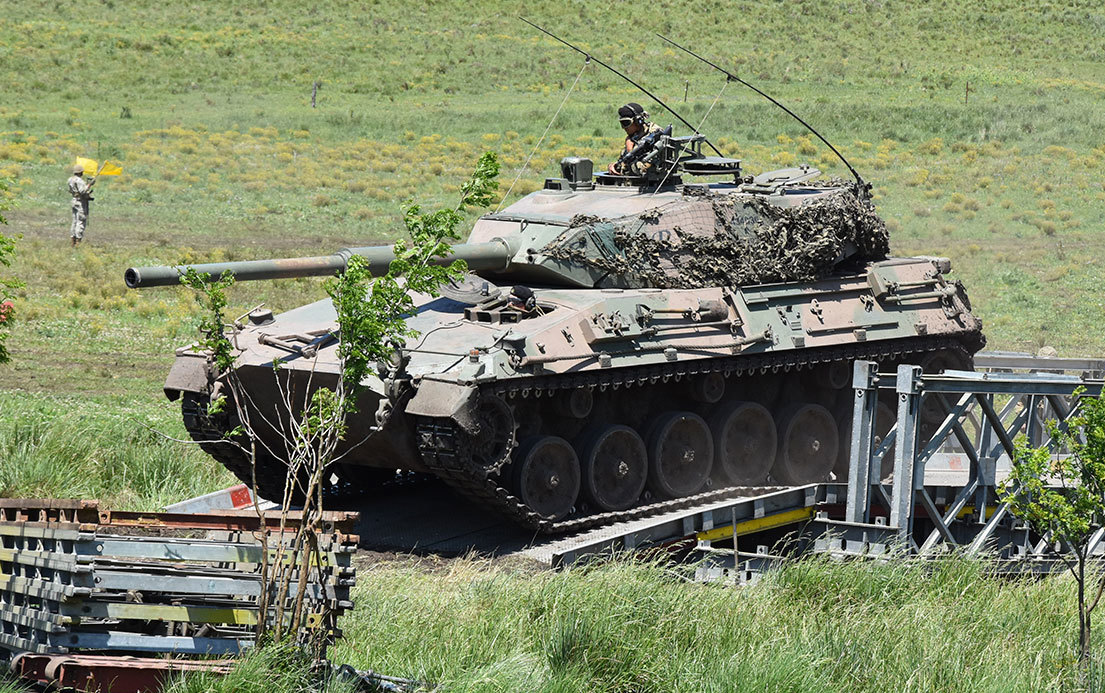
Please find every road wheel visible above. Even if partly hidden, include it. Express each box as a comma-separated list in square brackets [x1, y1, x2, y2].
[512, 436, 580, 520]
[774, 404, 839, 485]
[578, 425, 648, 512]
[710, 401, 776, 485]
[645, 412, 714, 499]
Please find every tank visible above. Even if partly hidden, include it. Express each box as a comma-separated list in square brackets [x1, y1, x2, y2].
[127, 132, 985, 533]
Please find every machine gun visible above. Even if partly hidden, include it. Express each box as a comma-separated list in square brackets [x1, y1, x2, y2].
[613, 125, 673, 175]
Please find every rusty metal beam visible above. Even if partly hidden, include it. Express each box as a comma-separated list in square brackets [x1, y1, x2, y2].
[12, 652, 235, 692]
[98, 509, 358, 534]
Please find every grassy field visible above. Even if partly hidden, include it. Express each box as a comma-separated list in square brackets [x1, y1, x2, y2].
[0, 391, 231, 508]
[169, 555, 1098, 692]
[2, 0, 1105, 689]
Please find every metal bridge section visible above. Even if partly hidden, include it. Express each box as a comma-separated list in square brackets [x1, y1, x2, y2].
[0, 499, 357, 665]
[519, 484, 839, 567]
[829, 354, 1104, 559]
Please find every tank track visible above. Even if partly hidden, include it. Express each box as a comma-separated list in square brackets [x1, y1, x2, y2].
[416, 335, 969, 534]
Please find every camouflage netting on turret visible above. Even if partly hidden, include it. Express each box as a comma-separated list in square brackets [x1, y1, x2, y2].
[542, 188, 889, 289]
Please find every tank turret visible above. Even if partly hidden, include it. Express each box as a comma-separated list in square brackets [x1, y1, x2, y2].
[128, 157, 886, 293]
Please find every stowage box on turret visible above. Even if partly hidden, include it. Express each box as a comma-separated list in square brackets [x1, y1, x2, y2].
[127, 132, 984, 533]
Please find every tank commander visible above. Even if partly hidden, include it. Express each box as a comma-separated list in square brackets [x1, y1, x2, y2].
[607, 102, 662, 175]
[507, 285, 541, 316]
[67, 164, 95, 247]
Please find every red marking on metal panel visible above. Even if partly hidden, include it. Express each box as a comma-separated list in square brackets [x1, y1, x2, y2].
[229, 484, 253, 509]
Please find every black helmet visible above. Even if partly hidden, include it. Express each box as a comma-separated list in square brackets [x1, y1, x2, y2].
[509, 285, 536, 312]
[617, 102, 647, 126]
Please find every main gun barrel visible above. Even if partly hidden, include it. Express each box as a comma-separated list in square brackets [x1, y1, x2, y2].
[124, 240, 515, 289]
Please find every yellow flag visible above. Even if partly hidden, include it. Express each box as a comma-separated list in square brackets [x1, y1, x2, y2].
[75, 157, 98, 174]
[97, 161, 123, 176]
[74, 158, 123, 176]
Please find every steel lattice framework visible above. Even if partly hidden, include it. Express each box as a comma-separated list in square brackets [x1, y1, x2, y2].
[823, 354, 1105, 565]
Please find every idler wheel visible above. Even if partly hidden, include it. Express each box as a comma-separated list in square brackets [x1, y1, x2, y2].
[645, 411, 714, 499]
[774, 404, 839, 485]
[920, 349, 969, 375]
[919, 350, 970, 425]
[710, 401, 777, 485]
[577, 425, 648, 512]
[512, 436, 580, 520]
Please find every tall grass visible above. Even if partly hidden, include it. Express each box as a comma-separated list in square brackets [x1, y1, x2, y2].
[163, 643, 356, 693]
[0, 676, 32, 693]
[0, 391, 232, 509]
[331, 555, 1085, 692]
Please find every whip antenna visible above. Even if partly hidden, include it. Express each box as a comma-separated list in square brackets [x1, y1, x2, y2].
[657, 33, 868, 196]
[520, 18, 723, 158]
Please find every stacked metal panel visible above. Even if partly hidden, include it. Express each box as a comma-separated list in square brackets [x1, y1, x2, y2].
[0, 499, 357, 657]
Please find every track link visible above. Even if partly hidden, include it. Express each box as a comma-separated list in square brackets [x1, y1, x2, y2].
[180, 393, 281, 497]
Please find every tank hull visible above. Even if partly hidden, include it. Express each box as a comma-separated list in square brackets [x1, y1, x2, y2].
[171, 256, 983, 531]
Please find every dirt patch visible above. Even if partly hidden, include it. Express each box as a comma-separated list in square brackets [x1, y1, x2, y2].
[5, 208, 386, 256]
[354, 549, 548, 574]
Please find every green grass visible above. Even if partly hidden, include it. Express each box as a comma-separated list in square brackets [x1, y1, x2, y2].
[163, 643, 355, 693]
[327, 555, 1088, 692]
[0, 676, 32, 693]
[142, 555, 1103, 693]
[2, 0, 1105, 395]
[0, 390, 232, 509]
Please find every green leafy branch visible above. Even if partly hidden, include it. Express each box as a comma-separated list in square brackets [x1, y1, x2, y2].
[999, 387, 1105, 663]
[1000, 390, 1105, 550]
[174, 150, 502, 452]
[180, 267, 237, 372]
[325, 150, 500, 396]
[0, 177, 12, 226]
[174, 152, 500, 648]
[179, 151, 500, 420]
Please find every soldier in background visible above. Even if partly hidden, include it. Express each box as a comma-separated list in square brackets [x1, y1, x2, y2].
[607, 102, 662, 175]
[67, 164, 95, 246]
